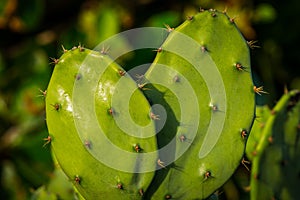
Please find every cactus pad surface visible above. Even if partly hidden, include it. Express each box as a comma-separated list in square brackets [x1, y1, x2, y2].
[46, 47, 158, 199]
[143, 9, 255, 199]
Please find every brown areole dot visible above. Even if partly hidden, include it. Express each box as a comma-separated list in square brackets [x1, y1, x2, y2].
[235, 63, 246, 71]
[74, 175, 81, 184]
[117, 183, 123, 190]
[50, 57, 59, 65]
[241, 129, 248, 139]
[51, 103, 60, 111]
[118, 70, 126, 76]
[187, 16, 194, 20]
[43, 135, 51, 147]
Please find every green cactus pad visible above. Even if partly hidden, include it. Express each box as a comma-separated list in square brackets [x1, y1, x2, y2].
[143, 9, 255, 199]
[46, 47, 158, 199]
[45, 8, 257, 199]
[250, 90, 300, 200]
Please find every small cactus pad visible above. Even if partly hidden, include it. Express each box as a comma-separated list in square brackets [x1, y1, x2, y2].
[46, 47, 158, 199]
[249, 90, 300, 200]
[143, 9, 255, 199]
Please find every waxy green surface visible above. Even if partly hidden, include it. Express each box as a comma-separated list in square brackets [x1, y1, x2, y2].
[46, 47, 157, 199]
[144, 10, 255, 199]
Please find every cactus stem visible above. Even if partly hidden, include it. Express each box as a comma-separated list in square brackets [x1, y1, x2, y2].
[43, 135, 51, 147]
[50, 57, 59, 65]
[164, 24, 174, 32]
[252, 150, 257, 156]
[74, 175, 81, 184]
[50, 103, 60, 111]
[241, 158, 250, 171]
[253, 86, 269, 95]
[270, 109, 276, 115]
[157, 159, 166, 168]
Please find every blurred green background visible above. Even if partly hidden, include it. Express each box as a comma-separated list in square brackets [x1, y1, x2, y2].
[0, 0, 299, 199]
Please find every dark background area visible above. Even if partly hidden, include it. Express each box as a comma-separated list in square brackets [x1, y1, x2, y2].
[0, 0, 299, 199]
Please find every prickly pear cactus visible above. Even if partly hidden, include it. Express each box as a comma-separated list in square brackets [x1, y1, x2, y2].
[249, 90, 300, 200]
[143, 9, 255, 199]
[246, 105, 271, 161]
[45, 46, 158, 199]
[45, 8, 256, 200]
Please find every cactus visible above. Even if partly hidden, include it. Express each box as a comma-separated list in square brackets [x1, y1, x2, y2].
[31, 168, 79, 200]
[245, 105, 271, 161]
[142, 9, 255, 199]
[31, 152, 77, 200]
[45, 9, 256, 200]
[45, 46, 158, 199]
[249, 90, 300, 200]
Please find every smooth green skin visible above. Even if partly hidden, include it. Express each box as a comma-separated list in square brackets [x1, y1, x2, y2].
[42, 152, 82, 200]
[144, 10, 255, 199]
[46, 48, 157, 199]
[32, 168, 81, 200]
[31, 186, 57, 200]
[250, 90, 300, 200]
[246, 105, 271, 161]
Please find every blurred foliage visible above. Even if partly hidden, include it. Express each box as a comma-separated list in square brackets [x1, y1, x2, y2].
[0, 0, 299, 199]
